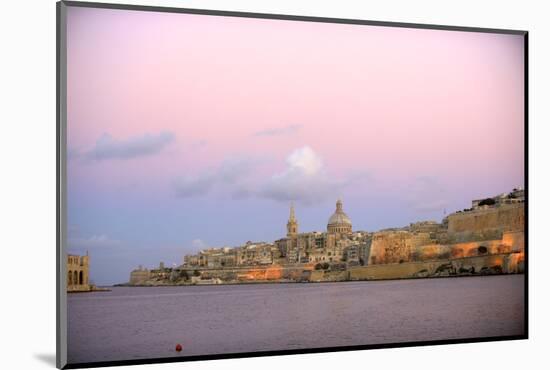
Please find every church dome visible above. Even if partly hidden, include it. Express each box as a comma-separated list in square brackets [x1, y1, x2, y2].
[327, 199, 352, 233]
[328, 212, 352, 226]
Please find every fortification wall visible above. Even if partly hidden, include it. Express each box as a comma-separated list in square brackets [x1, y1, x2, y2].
[192, 252, 524, 283]
[380, 230, 524, 263]
[447, 203, 524, 235]
[185, 264, 314, 282]
[413, 244, 453, 261]
[368, 231, 432, 265]
[130, 270, 151, 285]
[310, 270, 349, 282]
[368, 203, 524, 266]
[350, 252, 523, 281]
[502, 230, 525, 253]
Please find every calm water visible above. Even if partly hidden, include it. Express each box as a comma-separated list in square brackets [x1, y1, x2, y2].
[68, 275, 524, 364]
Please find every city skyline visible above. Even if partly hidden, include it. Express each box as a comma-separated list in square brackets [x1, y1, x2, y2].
[66, 7, 524, 285]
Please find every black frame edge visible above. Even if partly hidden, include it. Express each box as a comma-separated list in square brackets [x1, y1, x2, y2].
[56, 2, 61, 368]
[57, 1, 68, 369]
[61, 0, 528, 35]
[523, 32, 529, 339]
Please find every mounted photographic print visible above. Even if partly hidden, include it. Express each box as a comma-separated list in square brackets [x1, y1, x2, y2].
[57, 1, 528, 368]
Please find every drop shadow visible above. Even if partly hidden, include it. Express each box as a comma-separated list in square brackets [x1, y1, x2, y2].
[34, 353, 56, 367]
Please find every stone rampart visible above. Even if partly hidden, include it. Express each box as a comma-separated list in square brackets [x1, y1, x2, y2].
[368, 231, 433, 265]
[447, 203, 524, 236]
[177, 264, 314, 283]
[310, 270, 350, 282]
[350, 252, 523, 281]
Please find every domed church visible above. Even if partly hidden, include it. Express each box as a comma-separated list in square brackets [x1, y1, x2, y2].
[327, 199, 352, 234]
[277, 198, 356, 264]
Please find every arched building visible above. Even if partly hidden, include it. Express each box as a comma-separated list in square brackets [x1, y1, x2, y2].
[67, 253, 90, 292]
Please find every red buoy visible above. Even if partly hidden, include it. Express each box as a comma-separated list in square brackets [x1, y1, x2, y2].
[175, 343, 183, 352]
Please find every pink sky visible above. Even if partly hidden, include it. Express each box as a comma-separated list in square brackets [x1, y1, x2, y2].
[67, 7, 523, 191]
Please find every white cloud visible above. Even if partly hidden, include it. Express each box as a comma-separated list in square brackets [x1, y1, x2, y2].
[191, 239, 208, 250]
[173, 147, 367, 205]
[261, 146, 344, 205]
[86, 131, 174, 160]
[173, 156, 265, 198]
[173, 173, 216, 198]
[68, 234, 122, 250]
[254, 124, 302, 137]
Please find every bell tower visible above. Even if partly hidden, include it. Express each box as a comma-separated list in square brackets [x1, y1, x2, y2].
[287, 202, 298, 237]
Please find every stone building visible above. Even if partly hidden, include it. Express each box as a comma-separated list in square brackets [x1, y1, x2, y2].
[183, 242, 280, 268]
[181, 198, 364, 267]
[367, 189, 525, 266]
[149, 262, 172, 280]
[236, 242, 279, 265]
[67, 253, 90, 292]
[197, 248, 236, 267]
[129, 265, 151, 285]
[183, 254, 199, 266]
[471, 188, 524, 210]
[179, 190, 524, 272]
[280, 199, 365, 264]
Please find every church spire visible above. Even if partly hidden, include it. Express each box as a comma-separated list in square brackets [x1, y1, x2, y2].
[289, 202, 296, 222]
[287, 202, 298, 237]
